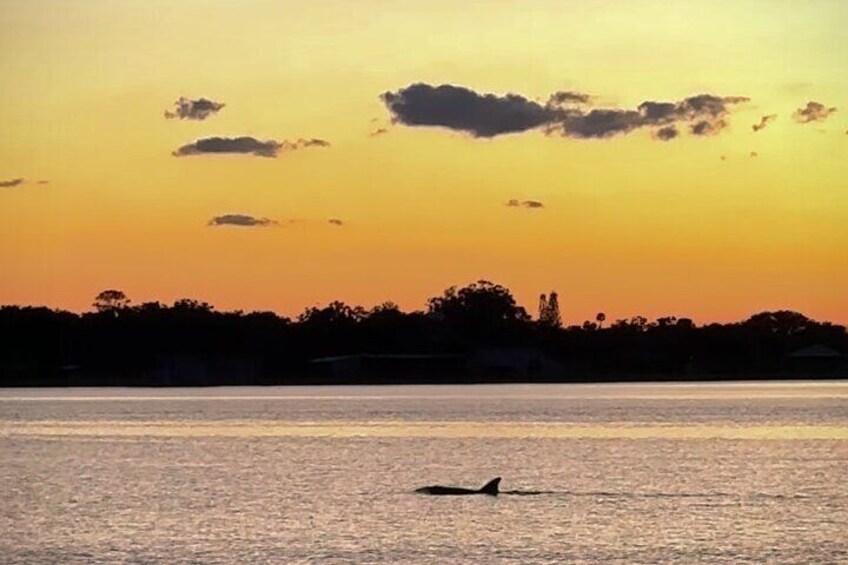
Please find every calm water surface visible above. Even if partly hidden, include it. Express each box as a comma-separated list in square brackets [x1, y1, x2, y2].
[2, 382, 847, 564]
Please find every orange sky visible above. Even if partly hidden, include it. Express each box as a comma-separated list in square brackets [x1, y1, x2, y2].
[1, 1, 846, 324]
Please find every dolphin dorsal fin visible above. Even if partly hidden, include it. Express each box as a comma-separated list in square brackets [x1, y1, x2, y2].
[479, 477, 501, 495]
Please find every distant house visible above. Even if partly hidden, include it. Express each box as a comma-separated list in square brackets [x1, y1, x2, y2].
[470, 347, 565, 381]
[309, 353, 467, 384]
[146, 353, 263, 386]
[308, 348, 571, 384]
[787, 345, 846, 374]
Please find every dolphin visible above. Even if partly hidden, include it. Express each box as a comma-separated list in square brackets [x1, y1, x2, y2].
[415, 477, 501, 496]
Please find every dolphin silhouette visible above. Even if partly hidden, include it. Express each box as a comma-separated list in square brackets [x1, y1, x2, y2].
[415, 477, 501, 496]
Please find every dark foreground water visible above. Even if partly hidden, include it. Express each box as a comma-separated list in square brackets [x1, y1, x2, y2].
[1, 382, 847, 564]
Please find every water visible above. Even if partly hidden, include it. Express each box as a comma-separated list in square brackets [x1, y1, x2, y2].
[1, 382, 847, 564]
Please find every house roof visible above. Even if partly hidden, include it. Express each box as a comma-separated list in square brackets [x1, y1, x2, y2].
[788, 345, 843, 358]
[310, 353, 463, 364]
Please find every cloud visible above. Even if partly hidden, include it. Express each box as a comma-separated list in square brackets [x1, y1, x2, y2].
[750, 151, 758, 158]
[547, 91, 591, 106]
[172, 136, 329, 158]
[0, 178, 24, 188]
[289, 138, 330, 148]
[654, 126, 679, 141]
[328, 218, 344, 226]
[554, 94, 747, 139]
[381, 83, 748, 140]
[165, 97, 225, 120]
[208, 214, 276, 227]
[690, 118, 727, 136]
[381, 83, 558, 138]
[793, 101, 837, 123]
[752, 114, 777, 132]
[37, 180, 49, 185]
[507, 199, 544, 209]
[557, 109, 643, 138]
[370, 127, 389, 137]
[174, 137, 281, 157]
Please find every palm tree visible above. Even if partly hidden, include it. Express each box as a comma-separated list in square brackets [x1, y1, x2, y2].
[595, 312, 606, 329]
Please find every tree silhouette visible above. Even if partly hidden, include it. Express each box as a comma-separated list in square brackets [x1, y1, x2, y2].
[596, 312, 606, 328]
[742, 311, 812, 337]
[428, 280, 529, 346]
[173, 298, 214, 312]
[1, 284, 846, 387]
[93, 290, 130, 313]
[298, 301, 366, 325]
[428, 281, 529, 324]
[539, 291, 562, 328]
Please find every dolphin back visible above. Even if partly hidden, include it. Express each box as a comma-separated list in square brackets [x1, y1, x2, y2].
[478, 477, 501, 496]
[415, 477, 502, 496]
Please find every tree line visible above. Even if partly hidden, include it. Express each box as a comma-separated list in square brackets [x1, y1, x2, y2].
[1, 281, 845, 386]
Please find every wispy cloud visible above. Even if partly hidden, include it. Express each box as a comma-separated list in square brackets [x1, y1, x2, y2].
[208, 214, 277, 227]
[328, 218, 344, 226]
[752, 114, 777, 132]
[173, 136, 330, 158]
[1, 178, 25, 188]
[793, 101, 837, 123]
[381, 83, 748, 140]
[547, 91, 592, 106]
[165, 97, 225, 120]
[291, 138, 331, 148]
[507, 199, 544, 209]
[370, 127, 389, 137]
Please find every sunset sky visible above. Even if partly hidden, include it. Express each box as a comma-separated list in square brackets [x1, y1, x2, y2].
[1, 0, 846, 324]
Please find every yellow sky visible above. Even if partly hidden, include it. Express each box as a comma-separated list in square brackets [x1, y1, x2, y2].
[1, 0, 847, 323]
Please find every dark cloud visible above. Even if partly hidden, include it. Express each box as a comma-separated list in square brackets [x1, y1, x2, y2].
[174, 137, 281, 157]
[638, 101, 678, 122]
[328, 218, 344, 226]
[752, 114, 777, 132]
[172, 136, 329, 158]
[558, 109, 644, 138]
[690, 118, 727, 136]
[382, 83, 748, 140]
[165, 97, 225, 120]
[507, 199, 544, 209]
[654, 126, 679, 141]
[0, 178, 24, 188]
[750, 151, 758, 158]
[370, 127, 389, 137]
[208, 214, 276, 227]
[678, 95, 749, 118]
[720, 155, 727, 161]
[559, 94, 747, 139]
[793, 101, 837, 123]
[381, 83, 558, 138]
